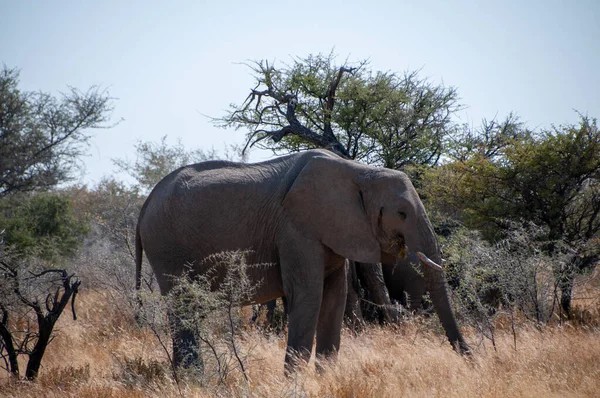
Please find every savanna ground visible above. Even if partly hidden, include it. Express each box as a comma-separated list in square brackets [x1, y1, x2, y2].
[1, 269, 599, 398]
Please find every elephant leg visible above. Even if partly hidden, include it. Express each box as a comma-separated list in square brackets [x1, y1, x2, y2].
[281, 296, 288, 324]
[316, 262, 347, 371]
[284, 289, 323, 373]
[356, 262, 399, 323]
[160, 275, 202, 371]
[265, 299, 277, 327]
[169, 313, 201, 370]
[344, 260, 365, 331]
[279, 237, 326, 374]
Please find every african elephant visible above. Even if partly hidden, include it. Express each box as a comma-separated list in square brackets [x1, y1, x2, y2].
[345, 260, 399, 325]
[135, 149, 470, 373]
[383, 252, 429, 311]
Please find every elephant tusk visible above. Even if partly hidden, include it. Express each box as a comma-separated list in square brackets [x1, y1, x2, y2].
[416, 252, 444, 272]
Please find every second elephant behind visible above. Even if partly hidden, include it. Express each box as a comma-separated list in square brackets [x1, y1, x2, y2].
[382, 252, 429, 312]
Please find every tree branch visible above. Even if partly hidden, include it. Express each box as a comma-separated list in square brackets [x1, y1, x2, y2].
[324, 67, 354, 140]
[0, 308, 19, 376]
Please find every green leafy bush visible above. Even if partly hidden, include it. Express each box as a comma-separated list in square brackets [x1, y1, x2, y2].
[0, 193, 89, 261]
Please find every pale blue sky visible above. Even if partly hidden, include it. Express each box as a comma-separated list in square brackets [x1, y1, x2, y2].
[1, 0, 599, 185]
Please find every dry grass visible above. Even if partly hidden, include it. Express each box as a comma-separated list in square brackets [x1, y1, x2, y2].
[1, 285, 600, 397]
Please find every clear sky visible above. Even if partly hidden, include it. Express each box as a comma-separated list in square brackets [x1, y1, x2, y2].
[1, 0, 599, 186]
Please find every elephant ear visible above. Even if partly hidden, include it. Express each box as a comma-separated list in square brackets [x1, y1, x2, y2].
[283, 155, 382, 263]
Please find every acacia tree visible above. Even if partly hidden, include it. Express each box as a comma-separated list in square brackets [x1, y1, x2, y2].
[0, 194, 85, 379]
[0, 66, 115, 197]
[219, 51, 460, 168]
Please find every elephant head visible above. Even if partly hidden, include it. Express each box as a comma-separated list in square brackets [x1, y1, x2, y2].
[284, 154, 470, 354]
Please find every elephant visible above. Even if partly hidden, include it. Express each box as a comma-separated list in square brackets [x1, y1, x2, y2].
[345, 260, 399, 326]
[382, 253, 506, 313]
[383, 252, 429, 311]
[135, 149, 470, 373]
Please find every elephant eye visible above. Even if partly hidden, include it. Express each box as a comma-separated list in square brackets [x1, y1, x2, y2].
[398, 211, 407, 220]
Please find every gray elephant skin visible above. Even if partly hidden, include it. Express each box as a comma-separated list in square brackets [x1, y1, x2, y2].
[383, 252, 429, 311]
[135, 149, 469, 372]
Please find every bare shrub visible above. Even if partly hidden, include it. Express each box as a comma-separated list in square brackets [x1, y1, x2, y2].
[0, 247, 81, 380]
[441, 222, 574, 349]
[67, 180, 151, 328]
[68, 179, 144, 291]
[136, 250, 264, 387]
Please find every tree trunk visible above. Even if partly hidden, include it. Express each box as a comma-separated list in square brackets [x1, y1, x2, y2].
[0, 313, 19, 377]
[25, 317, 52, 380]
[558, 260, 577, 318]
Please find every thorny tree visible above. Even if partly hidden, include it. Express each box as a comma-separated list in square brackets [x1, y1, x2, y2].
[136, 251, 260, 385]
[0, 65, 109, 380]
[0, 244, 80, 380]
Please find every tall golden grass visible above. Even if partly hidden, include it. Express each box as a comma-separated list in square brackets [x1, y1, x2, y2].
[1, 281, 599, 398]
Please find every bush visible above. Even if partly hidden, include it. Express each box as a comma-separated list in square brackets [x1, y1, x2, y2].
[136, 251, 264, 386]
[441, 222, 572, 337]
[0, 193, 89, 261]
[66, 179, 145, 295]
[113, 357, 167, 388]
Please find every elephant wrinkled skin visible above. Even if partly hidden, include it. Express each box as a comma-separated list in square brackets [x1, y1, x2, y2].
[135, 149, 469, 372]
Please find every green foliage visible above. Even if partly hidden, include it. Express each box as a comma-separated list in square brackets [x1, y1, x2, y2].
[0, 193, 89, 261]
[425, 115, 600, 246]
[220, 51, 460, 167]
[0, 66, 115, 197]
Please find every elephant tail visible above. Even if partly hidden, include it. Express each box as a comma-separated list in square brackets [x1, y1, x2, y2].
[135, 222, 143, 291]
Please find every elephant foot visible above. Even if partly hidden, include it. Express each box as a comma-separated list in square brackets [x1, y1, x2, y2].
[283, 348, 312, 376]
[315, 351, 338, 375]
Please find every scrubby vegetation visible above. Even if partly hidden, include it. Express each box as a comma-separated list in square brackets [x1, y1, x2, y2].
[0, 286, 599, 397]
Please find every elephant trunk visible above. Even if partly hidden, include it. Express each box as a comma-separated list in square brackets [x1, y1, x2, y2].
[407, 216, 470, 355]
